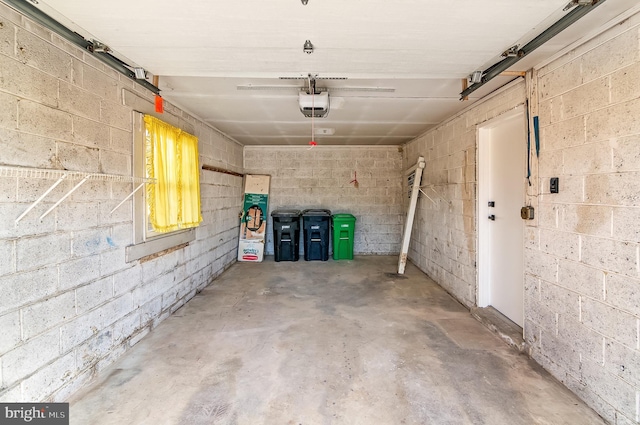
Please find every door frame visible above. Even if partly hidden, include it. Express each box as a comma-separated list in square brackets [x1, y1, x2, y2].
[476, 105, 526, 316]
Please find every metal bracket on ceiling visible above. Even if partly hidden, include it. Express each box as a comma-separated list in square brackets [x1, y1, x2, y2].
[563, 0, 599, 11]
[2, 0, 160, 95]
[306, 74, 320, 94]
[460, 0, 607, 99]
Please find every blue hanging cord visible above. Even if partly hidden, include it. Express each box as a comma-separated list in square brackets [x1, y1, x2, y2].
[533, 116, 540, 158]
[526, 101, 532, 186]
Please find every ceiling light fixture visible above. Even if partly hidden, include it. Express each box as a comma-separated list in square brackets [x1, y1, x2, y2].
[303, 40, 314, 54]
[301, 0, 308, 4]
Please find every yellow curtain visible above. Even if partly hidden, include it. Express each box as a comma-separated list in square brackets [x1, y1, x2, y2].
[144, 115, 202, 233]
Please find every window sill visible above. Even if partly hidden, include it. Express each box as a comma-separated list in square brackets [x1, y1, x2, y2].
[126, 228, 195, 262]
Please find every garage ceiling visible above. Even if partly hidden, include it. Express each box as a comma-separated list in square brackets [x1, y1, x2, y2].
[27, 0, 638, 145]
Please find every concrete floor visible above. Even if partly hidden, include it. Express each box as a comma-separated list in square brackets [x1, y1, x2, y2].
[69, 256, 606, 425]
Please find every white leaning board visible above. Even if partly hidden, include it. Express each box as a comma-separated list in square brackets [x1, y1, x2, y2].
[397, 156, 425, 274]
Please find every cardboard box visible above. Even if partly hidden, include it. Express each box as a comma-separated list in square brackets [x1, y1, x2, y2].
[238, 175, 270, 262]
[238, 239, 265, 262]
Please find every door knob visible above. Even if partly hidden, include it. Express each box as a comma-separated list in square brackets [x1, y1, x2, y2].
[488, 215, 495, 221]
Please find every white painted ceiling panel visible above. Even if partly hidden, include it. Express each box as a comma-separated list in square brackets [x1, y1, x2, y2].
[29, 0, 640, 145]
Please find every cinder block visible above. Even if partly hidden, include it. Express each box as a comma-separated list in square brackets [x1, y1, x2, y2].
[612, 135, 640, 172]
[581, 28, 640, 84]
[524, 318, 541, 350]
[558, 260, 604, 301]
[58, 255, 100, 291]
[99, 248, 128, 277]
[16, 232, 70, 272]
[76, 276, 113, 314]
[582, 297, 637, 348]
[81, 65, 118, 102]
[108, 223, 132, 248]
[0, 203, 56, 239]
[59, 143, 101, 175]
[1, 329, 60, 387]
[556, 317, 604, 365]
[100, 100, 132, 132]
[68, 181, 111, 202]
[539, 228, 579, 260]
[0, 128, 56, 169]
[110, 127, 133, 154]
[560, 204, 612, 238]
[541, 116, 585, 151]
[72, 116, 110, 149]
[0, 13, 14, 56]
[75, 329, 113, 371]
[56, 202, 99, 232]
[139, 297, 162, 326]
[605, 273, 640, 314]
[60, 294, 132, 352]
[111, 312, 141, 344]
[71, 58, 83, 87]
[539, 58, 582, 100]
[49, 369, 93, 403]
[0, 384, 22, 403]
[562, 141, 612, 175]
[539, 330, 581, 372]
[560, 77, 610, 120]
[50, 34, 85, 61]
[559, 365, 617, 425]
[128, 326, 150, 347]
[99, 150, 131, 176]
[0, 311, 21, 355]
[71, 228, 112, 257]
[0, 239, 13, 276]
[538, 98, 562, 125]
[58, 81, 101, 120]
[586, 98, 640, 144]
[20, 352, 76, 403]
[579, 358, 637, 420]
[616, 413, 638, 425]
[15, 26, 72, 80]
[17, 100, 72, 142]
[610, 61, 640, 105]
[16, 177, 72, 204]
[540, 280, 580, 320]
[605, 339, 640, 389]
[0, 55, 57, 106]
[0, 91, 17, 131]
[21, 291, 75, 340]
[581, 235, 637, 277]
[0, 177, 16, 204]
[112, 266, 141, 297]
[524, 248, 558, 283]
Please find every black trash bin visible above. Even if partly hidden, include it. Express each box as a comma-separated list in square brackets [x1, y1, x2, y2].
[302, 209, 332, 261]
[271, 210, 302, 262]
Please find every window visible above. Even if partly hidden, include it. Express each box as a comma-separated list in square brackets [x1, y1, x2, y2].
[126, 112, 202, 261]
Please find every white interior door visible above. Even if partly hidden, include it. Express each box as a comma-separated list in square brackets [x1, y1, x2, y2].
[478, 107, 526, 327]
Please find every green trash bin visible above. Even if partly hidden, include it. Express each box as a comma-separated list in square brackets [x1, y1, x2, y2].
[332, 214, 356, 260]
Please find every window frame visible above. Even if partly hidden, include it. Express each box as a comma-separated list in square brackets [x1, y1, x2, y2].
[126, 112, 196, 262]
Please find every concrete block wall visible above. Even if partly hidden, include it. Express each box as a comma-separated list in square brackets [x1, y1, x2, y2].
[404, 11, 640, 424]
[0, 4, 243, 402]
[525, 16, 640, 425]
[404, 82, 526, 307]
[243, 146, 404, 255]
